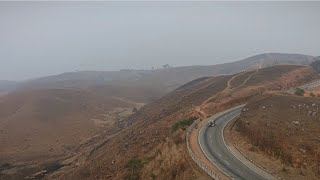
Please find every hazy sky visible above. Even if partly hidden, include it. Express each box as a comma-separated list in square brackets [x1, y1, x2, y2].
[1, 1, 320, 81]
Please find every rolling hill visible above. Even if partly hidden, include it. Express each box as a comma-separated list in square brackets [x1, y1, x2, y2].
[48, 65, 318, 180]
[1, 53, 319, 179]
[15, 53, 319, 102]
[0, 88, 143, 179]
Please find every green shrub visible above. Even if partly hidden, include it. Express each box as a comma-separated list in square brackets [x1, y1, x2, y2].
[295, 88, 305, 96]
[126, 158, 144, 180]
[172, 117, 196, 132]
[127, 158, 143, 171]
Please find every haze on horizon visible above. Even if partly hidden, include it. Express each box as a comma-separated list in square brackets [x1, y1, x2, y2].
[0, 1, 320, 81]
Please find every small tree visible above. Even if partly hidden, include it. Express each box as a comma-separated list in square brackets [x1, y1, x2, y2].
[162, 64, 170, 69]
[310, 92, 316, 97]
[295, 88, 305, 96]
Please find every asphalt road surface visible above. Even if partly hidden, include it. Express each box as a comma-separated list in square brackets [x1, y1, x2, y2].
[199, 106, 271, 180]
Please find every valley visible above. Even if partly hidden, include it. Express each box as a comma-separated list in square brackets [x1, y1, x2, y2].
[1, 2, 320, 179]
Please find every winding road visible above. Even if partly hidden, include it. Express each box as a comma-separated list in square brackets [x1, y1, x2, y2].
[196, 76, 320, 179]
[198, 105, 274, 180]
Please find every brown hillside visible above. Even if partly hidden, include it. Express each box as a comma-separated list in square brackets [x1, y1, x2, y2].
[200, 65, 317, 116]
[49, 65, 319, 180]
[0, 88, 142, 179]
[87, 84, 162, 103]
[234, 94, 320, 180]
[244, 65, 303, 86]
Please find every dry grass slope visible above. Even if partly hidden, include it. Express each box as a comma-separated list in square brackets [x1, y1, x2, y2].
[235, 94, 320, 179]
[0, 88, 141, 179]
[50, 65, 319, 180]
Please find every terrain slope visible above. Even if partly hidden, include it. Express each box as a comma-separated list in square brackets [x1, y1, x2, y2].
[0, 88, 142, 179]
[49, 65, 318, 180]
[233, 93, 320, 180]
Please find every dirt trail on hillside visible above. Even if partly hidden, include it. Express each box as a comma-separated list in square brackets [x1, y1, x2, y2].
[233, 70, 259, 89]
[202, 72, 247, 107]
[195, 70, 257, 118]
[227, 72, 245, 89]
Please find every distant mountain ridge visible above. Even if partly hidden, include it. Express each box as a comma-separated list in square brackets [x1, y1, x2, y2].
[5, 53, 320, 101]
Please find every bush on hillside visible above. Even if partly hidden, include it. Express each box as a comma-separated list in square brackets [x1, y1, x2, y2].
[295, 88, 305, 96]
[126, 158, 144, 180]
[172, 117, 197, 132]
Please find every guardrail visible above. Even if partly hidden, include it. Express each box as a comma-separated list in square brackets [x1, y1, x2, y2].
[186, 119, 222, 180]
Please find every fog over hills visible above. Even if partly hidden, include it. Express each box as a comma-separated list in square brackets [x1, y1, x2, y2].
[1, 2, 319, 179]
[1, 1, 320, 81]
[7, 53, 318, 100]
[1, 53, 319, 179]
[0, 80, 17, 92]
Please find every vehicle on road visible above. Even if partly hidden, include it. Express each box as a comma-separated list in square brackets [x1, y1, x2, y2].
[208, 120, 216, 127]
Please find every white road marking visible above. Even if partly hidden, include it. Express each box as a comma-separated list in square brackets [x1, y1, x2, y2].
[221, 109, 274, 179]
[198, 105, 256, 179]
[210, 135, 212, 139]
[236, 169, 243, 174]
[225, 160, 230, 166]
[198, 108, 242, 179]
[217, 152, 222, 157]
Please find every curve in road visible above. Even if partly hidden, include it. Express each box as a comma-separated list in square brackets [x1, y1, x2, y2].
[199, 105, 273, 180]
